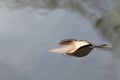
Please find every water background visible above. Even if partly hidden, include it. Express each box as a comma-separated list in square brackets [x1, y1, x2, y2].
[0, 2, 113, 80]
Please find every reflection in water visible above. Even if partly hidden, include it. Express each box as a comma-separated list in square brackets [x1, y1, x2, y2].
[0, 7, 112, 80]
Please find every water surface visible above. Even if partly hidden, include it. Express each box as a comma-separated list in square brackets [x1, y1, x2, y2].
[0, 7, 112, 80]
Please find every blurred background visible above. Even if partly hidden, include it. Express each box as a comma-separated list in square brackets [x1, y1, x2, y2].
[0, 0, 120, 80]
